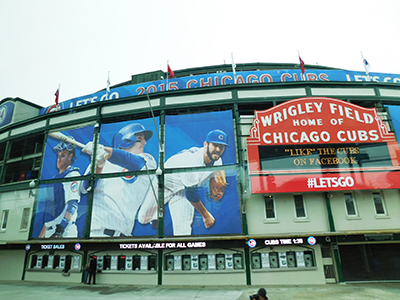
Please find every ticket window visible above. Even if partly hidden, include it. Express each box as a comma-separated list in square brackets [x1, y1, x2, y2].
[53, 255, 60, 269]
[269, 252, 279, 269]
[233, 253, 243, 269]
[286, 251, 297, 268]
[191, 255, 199, 270]
[296, 251, 306, 267]
[125, 256, 133, 270]
[59, 256, 67, 269]
[41, 255, 49, 269]
[174, 255, 182, 271]
[104, 255, 111, 270]
[96, 256, 104, 271]
[140, 256, 148, 271]
[148, 255, 157, 271]
[304, 251, 315, 267]
[64, 255, 72, 272]
[216, 254, 225, 270]
[182, 255, 191, 271]
[261, 253, 270, 268]
[133, 255, 141, 271]
[46, 255, 55, 269]
[72, 255, 81, 270]
[110, 255, 118, 270]
[207, 254, 216, 270]
[36, 255, 43, 268]
[30, 255, 37, 268]
[165, 255, 174, 271]
[118, 255, 126, 270]
[199, 254, 208, 271]
[225, 254, 233, 270]
[251, 253, 262, 269]
[278, 252, 288, 268]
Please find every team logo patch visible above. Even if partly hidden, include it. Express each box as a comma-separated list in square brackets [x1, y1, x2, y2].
[70, 181, 79, 193]
[121, 168, 138, 183]
[74, 243, 81, 251]
[307, 236, 317, 245]
[247, 239, 257, 248]
[218, 134, 224, 141]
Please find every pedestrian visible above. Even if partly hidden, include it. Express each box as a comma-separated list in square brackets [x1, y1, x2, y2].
[82, 261, 89, 283]
[86, 256, 97, 285]
[250, 287, 268, 300]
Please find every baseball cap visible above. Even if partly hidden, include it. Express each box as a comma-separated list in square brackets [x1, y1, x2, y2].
[258, 288, 267, 298]
[205, 129, 229, 146]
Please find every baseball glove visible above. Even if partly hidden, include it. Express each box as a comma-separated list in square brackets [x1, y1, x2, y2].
[209, 170, 228, 201]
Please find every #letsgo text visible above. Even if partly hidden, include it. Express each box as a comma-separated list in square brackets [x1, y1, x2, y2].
[307, 176, 355, 189]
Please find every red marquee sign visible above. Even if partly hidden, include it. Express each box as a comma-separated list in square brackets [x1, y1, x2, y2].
[246, 97, 400, 193]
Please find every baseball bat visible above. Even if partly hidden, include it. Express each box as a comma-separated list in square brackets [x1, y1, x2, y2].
[49, 132, 85, 148]
[49, 131, 109, 161]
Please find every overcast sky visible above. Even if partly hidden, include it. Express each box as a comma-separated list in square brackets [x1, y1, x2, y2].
[1, 0, 399, 107]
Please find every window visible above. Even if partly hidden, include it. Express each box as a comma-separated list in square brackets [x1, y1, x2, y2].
[1, 210, 9, 230]
[294, 195, 306, 218]
[20, 208, 31, 230]
[264, 195, 276, 219]
[372, 192, 386, 215]
[344, 193, 358, 216]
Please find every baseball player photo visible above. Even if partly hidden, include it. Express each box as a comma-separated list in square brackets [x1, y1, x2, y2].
[139, 110, 241, 236]
[31, 126, 94, 238]
[81, 118, 159, 237]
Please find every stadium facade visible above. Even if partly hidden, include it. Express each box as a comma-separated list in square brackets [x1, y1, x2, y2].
[1, 62, 400, 285]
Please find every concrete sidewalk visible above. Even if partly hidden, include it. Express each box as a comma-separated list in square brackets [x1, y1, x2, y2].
[1, 281, 400, 300]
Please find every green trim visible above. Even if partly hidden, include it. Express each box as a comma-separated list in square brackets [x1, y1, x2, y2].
[244, 247, 251, 285]
[325, 193, 336, 232]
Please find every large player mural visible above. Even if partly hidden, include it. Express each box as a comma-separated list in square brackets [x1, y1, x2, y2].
[86, 117, 160, 238]
[247, 97, 400, 194]
[31, 125, 94, 238]
[32, 112, 241, 239]
[162, 110, 241, 236]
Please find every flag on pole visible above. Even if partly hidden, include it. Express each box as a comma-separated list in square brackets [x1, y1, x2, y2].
[361, 52, 371, 75]
[54, 85, 60, 105]
[106, 71, 111, 95]
[231, 53, 237, 84]
[167, 64, 175, 78]
[299, 55, 305, 75]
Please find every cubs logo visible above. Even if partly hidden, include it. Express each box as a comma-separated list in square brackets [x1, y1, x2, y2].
[46, 104, 62, 114]
[307, 236, 317, 245]
[247, 239, 257, 248]
[70, 181, 79, 193]
[0, 105, 7, 126]
[120, 168, 138, 183]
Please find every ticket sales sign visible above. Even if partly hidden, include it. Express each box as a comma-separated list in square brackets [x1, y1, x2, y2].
[246, 97, 400, 193]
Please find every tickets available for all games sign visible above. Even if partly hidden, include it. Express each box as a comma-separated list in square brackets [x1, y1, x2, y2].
[246, 97, 400, 193]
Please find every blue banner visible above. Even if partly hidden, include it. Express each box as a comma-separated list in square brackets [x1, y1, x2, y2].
[40, 69, 400, 115]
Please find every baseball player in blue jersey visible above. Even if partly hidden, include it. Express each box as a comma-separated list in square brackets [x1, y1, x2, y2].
[82, 123, 158, 237]
[139, 129, 228, 236]
[38, 138, 80, 238]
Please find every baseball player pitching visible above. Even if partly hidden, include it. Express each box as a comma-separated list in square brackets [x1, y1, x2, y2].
[82, 122, 158, 237]
[38, 137, 80, 238]
[139, 129, 228, 236]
